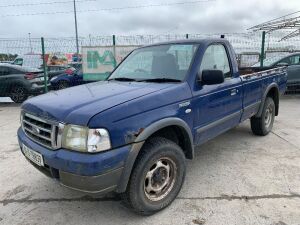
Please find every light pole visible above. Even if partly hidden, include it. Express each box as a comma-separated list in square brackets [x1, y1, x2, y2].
[28, 32, 33, 53]
[73, 0, 79, 56]
[89, 34, 92, 46]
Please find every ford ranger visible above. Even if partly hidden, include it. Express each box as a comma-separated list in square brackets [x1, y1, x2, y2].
[18, 39, 287, 215]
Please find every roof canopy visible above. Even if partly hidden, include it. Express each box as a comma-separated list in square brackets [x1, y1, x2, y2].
[249, 11, 300, 41]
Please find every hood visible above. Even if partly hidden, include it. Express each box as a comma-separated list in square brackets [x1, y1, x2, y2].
[22, 81, 173, 125]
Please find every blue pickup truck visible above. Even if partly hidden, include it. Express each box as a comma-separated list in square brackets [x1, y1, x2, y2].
[18, 39, 287, 215]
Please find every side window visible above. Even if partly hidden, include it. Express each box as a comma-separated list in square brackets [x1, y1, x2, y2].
[290, 55, 300, 65]
[278, 57, 291, 65]
[13, 58, 23, 66]
[200, 44, 231, 78]
[278, 56, 300, 66]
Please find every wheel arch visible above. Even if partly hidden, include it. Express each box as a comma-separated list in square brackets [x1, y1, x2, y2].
[116, 117, 194, 193]
[135, 117, 194, 159]
[9, 81, 29, 92]
[256, 83, 279, 117]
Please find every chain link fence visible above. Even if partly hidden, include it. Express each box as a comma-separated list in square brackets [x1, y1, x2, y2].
[1, 31, 300, 63]
[0, 32, 299, 102]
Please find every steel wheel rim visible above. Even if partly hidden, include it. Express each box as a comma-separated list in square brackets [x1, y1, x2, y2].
[144, 157, 177, 202]
[264, 105, 273, 128]
[11, 87, 24, 102]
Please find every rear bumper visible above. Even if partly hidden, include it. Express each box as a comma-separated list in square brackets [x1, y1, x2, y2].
[29, 83, 50, 95]
[18, 128, 131, 194]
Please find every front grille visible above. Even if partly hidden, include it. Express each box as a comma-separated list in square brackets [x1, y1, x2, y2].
[22, 113, 62, 149]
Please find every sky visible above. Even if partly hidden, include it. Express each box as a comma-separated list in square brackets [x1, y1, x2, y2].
[0, 0, 299, 38]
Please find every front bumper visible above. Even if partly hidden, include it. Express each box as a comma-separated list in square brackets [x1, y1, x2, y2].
[17, 128, 131, 194]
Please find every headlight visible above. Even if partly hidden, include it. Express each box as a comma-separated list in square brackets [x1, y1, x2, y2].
[87, 129, 111, 153]
[62, 125, 88, 152]
[62, 125, 111, 153]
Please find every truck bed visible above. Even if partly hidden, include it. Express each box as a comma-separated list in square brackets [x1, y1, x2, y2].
[239, 66, 285, 76]
[238, 66, 287, 122]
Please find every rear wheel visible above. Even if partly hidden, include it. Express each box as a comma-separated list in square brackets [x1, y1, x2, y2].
[10, 86, 28, 103]
[251, 97, 275, 136]
[58, 80, 69, 90]
[122, 137, 186, 215]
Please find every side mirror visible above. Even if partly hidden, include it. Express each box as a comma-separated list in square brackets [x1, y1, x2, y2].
[276, 62, 289, 67]
[199, 70, 224, 85]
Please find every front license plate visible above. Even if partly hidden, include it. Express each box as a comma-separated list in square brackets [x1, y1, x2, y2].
[22, 144, 44, 167]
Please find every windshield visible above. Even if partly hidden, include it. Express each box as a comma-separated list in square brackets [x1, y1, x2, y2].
[109, 44, 198, 82]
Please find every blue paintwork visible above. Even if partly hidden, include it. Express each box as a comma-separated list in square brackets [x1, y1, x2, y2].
[19, 39, 288, 180]
[50, 70, 91, 88]
[18, 128, 130, 176]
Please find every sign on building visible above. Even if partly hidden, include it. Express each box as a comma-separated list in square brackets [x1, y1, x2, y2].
[82, 45, 139, 81]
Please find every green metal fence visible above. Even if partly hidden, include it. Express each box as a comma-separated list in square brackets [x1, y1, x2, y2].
[0, 31, 299, 101]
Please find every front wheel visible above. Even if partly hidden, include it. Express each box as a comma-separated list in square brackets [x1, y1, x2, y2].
[58, 80, 69, 90]
[10, 86, 28, 103]
[122, 137, 186, 215]
[251, 97, 275, 136]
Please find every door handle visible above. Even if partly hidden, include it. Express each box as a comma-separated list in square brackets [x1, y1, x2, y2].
[230, 89, 237, 96]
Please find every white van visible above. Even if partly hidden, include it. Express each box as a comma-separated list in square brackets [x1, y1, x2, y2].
[13, 54, 43, 69]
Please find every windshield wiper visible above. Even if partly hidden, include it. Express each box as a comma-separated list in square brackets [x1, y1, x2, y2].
[138, 78, 181, 83]
[108, 77, 137, 82]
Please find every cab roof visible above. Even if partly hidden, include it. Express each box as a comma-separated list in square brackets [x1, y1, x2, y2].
[142, 38, 230, 48]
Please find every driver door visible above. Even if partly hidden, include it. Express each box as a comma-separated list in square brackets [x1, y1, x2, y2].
[286, 55, 300, 84]
[192, 44, 243, 145]
[0, 66, 10, 96]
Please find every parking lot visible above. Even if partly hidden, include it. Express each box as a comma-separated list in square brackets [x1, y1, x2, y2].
[0, 95, 299, 225]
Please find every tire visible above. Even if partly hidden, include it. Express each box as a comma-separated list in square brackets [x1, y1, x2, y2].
[251, 97, 275, 136]
[58, 80, 69, 90]
[10, 85, 28, 103]
[122, 137, 186, 215]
